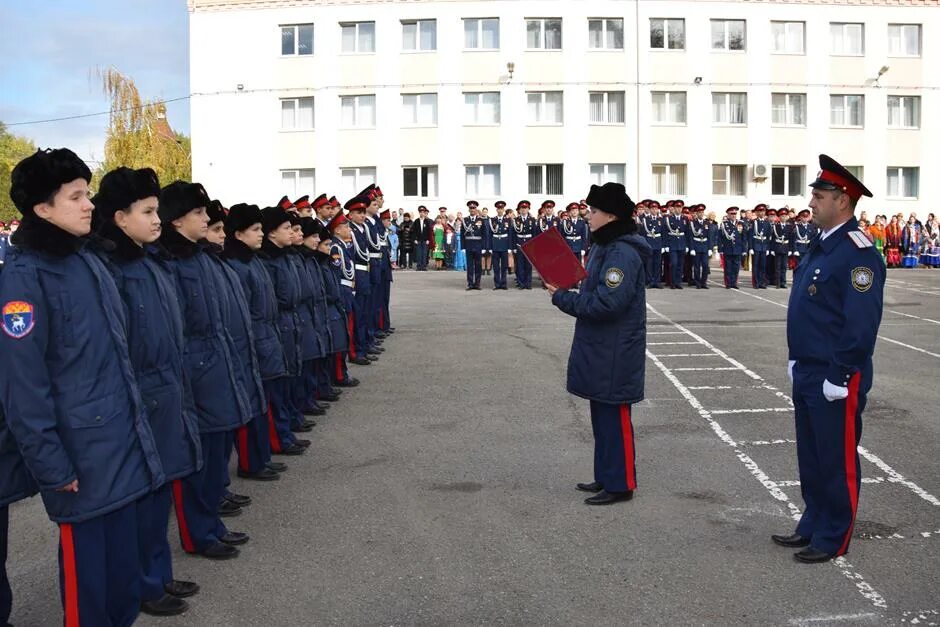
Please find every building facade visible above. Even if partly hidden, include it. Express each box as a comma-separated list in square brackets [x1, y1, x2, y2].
[189, 0, 938, 214]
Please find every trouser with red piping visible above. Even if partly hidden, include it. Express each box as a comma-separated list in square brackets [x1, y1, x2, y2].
[331, 352, 350, 384]
[265, 378, 297, 453]
[137, 484, 174, 602]
[792, 363, 869, 556]
[171, 431, 228, 553]
[236, 412, 270, 475]
[58, 501, 141, 627]
[589, 400, 638, 493]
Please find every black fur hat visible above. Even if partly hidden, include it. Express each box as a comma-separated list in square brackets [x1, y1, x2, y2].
[206, 199, 226, 226]
[9, 148, 92, 215]
[225, 203, 263, 236]
[92, 167, 161, 224]
[261, 206, 292, 234]
[585, 182, 636, 220]
[300, 216, 323, 239]
[159, 181, 210, 224]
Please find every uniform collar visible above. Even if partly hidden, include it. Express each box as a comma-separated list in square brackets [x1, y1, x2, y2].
[817, 217, 857, 253]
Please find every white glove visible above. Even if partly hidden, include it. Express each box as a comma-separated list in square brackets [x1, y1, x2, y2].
[708, 250, 713, 257]
[664, 247, 670, 252]
[794, 251, 800, 257]
[823, 379, 849, 402]
[690, 250, 696, 256]
[788, 360, 795, 382]
[770, 251, 775, 256]
[749, 249, 754, 255]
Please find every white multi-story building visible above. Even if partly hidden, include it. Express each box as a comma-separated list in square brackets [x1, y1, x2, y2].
[188, 0, 937, 215]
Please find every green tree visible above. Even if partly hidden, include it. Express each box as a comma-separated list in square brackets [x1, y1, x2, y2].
[0, 122, 37, 222]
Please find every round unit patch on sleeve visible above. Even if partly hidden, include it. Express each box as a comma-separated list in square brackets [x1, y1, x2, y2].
[851, 267, 873, 293]
[605, 268, 624, 289]
[2, 301, 36, 339]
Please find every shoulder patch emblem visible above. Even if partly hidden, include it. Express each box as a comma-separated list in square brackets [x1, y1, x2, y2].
[851, 267, 874, 292]
[605, 268, 624, 289]
[848, 231, 873, 249]
[2, 301, 36, 339]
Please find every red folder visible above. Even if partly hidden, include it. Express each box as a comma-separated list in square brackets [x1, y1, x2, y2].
[519, 227, 587, 290]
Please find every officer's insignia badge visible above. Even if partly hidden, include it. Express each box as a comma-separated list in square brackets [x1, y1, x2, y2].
[2, 301, 35, 339]
[605, 268, 624, 288]
[852, 267, 873, 292]
[808, 284, 817, 296]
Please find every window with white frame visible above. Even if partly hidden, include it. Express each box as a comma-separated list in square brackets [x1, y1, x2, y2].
[340, 95, 376, 128]
[771, 21, 804, 54]
[651, 92, 686, 125]
[589, 92, 625, 124]
[402, 166, 438, 198]
[464, 92, 500, 124]
[712, 165, 747, 196]
[401, 93, 438, 126]
[771, 166, 805, 197]
[590, 164, 626, 185]
[830, 95, 864, 128]
[887, 96, 920, 129]
[711, 19, 746, 51]
[340, 167, 376, 199]
[341, 21, 375, 53]
[888, 24, 921, 57]
[280, 97, 314, 130]
[844, 166, 863, 181]
[652, 164, 687, 196]
[527, 91, 564, 125]
[886, 167, 918, 199]
[402, 19, 436, 51]
[464, 18, 499, 49]
[830, 23, 864, 55]
[465, 165, 501, 196]
[281, 24, 314, 56]
[771, 93, 806, 126]
[588, 18, 624, 50]
[280, 169, 315, 197]
[650, 18, 685, 49]
[712, 92, 747, 125]
[528, 164, 564, 195]
[526, 18, 562, 49]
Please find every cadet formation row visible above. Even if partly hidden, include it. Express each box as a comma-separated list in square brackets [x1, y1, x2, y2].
[0, 148, 395, 625]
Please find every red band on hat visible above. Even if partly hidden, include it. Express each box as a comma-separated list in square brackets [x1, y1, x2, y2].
[819, 170, 862, 200]
[347, 201, 368, 212]
[313, 197, 330, 209]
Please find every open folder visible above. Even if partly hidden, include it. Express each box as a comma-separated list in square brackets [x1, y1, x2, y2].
[519, 227, 587, 290]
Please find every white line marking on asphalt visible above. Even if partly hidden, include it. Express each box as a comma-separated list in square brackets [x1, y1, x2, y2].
[650, 353, 720, 358]
[673, 366, 742, 372]
[647, 331, 689, 335]
[710, 407, 793, 415]
[919, 529, 940, 538]
[900, 608, 940, 626]
[774, 477, 886, 487]
[788, 612, 879, 625]
[687, 385, 768, 391]
[742, 439, 797, 446]
[861, 447, 940, 507]
[647, 341, 703, 345]
[885, 310, 940, 326]
[884, 281, 940, 297]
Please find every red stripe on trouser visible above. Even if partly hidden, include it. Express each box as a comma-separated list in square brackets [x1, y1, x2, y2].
[237, 425, 249, 471]
[837, 373, 862, 556]
[334, 353, 344, 381]
[267, 402, 282, 453]
[59, 523, 80, 627]
[347, 313, 357, 359]
[378, 309, 384, 329]
[171, 480, 196, 553]
[619, 404, 637, 491]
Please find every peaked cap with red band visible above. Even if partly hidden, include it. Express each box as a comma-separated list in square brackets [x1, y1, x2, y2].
[379, 209, 391, 220]
[809, 153, 872, 201]
[344, 195, 369, 213]
[277, 195, 293, 210]
[294, 195, 311, 210]
[327, 212, 348, 232]
[312, 193, 330, 209]
[329, 196, 340, 208]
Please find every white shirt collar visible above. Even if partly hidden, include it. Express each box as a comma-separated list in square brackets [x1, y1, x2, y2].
[820, 219, 850, 241]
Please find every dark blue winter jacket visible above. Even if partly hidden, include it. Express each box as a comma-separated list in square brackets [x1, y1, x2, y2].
[260, 239, 303, 376]
[290, 248, 326, 361]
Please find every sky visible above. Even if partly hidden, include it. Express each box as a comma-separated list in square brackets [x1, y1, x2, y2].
[0, 0, 191, 167]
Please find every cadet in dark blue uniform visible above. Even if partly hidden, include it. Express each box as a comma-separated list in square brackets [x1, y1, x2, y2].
[748, 204, 771, 288]
[664, 203, 686, 288]
[346, 197, 376, 365]
[561, 202, 586, 265]
[791, 209, 816, 266]
[774, 155, 885, 563]
[377, 204, 395, 337]
[769, 209, 792, 288]
[462, 202, 485, 290]
[548, 183, 648, 506]
[687, 204, 711, 289]
[361, 191, 384, 355]
[3, 148, 165, 626]
[512, 201, 535, 289]
[488, 201, 511, 290]
[638, 200, 663, 288]
[325, 212, 359, 386]
[719, 207, 746, 288]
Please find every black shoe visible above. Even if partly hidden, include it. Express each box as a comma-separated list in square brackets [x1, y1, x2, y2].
[320, 392, 341, 402]
[224, 491, 252, 507]
[302, 406, 325, 417]
[273, 442, 306, 456]
[466, 286, 474, 291]
[199, 541, 239, 560]
[387, 327, 396, 333]
[371, 347, 385, 353]
[794, 547, 835, 564]
[350, 358, 371, 366]
[164, 580, 200, 598]
[702, 284, 709, 289]
[651, 285, 663, 289]
[291, 422, 314, 432]
[576, 481, 603, 493]
[473, 285, 482, 290]
[218, 500, 242, 518]
[674, 285, 683, 290]
[295, 438, 312, 449]
[237, 467, 280, 481]
[266, 462, 288, 473]
[335, 377, 360, 387]
[366, 354, 379, 361]
[141, 594, 189, 617]
[584, 490, 634, 505]
[220, 531, 250, 546]
[772, 533, 811, 548]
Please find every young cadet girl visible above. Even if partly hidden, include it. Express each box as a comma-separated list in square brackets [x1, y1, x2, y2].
[325, 213, 359, 388]
[289, 215, 328, 422]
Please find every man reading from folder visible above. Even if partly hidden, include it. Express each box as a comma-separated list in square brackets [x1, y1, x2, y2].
[546, 183, 650, 505]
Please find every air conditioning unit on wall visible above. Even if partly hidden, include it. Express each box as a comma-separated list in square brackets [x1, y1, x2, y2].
[752, 164, 770, 181]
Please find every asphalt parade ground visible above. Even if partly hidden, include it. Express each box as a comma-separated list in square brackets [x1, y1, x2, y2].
[6, 265, 940, 626]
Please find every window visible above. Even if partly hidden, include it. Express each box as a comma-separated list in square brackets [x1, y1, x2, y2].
[340, 95, 376, 128]
[401, 94, 438, 126]
[340, 167, 376, 199]
[341, 21, 375, 53]
[588, 18, 624, 50]
[464, 92, 500, 124]
[830, 23, 864, 56]
[589, 92, 625, 124]
[830, 95, 864, 128]
[652, 164, 687, 196]
[527, 91, 563, 125]
[651, 92, 686, 125]
[650, 18, 685, 50]
[526, 18, 562, 49]
[771, 21, 804, 54]
[281, 24, 314, 56]
[280, 97, 314, 130]
[403, 166, 438, 198]
[528, 164, 564, 195]
[402, 19, 436, 51]
[464, 18, 499, 49]
[886, 167, 919, 199]
[844, 166, 863, 181]
[887, 96, 920, 129]
[771, 93, 806, 126]
[771, 166, 805, 197]
[712, 92, 747, 125]
[712, 165, 747, 196]
[280, 169, 315, 197]
[589, 164, 626, 185]
[465, 165, 501, 196]
[711, 19, 746, 51]
[888, 24, 921, 57]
